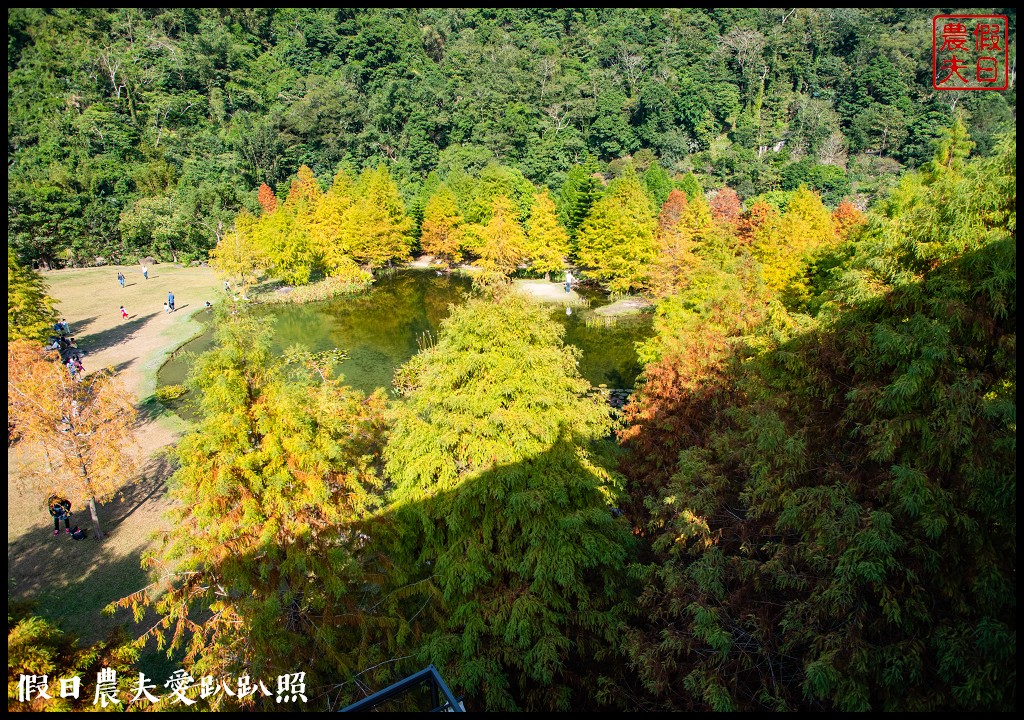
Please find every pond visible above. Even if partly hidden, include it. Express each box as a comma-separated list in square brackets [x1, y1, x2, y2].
[156, 270, 654, 419]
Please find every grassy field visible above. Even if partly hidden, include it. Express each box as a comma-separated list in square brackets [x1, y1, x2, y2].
[8, 263, 227, 673]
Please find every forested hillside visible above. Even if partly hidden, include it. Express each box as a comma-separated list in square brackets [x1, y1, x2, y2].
[8, 8, 1015, 266]
[7, 7, 1015, 713]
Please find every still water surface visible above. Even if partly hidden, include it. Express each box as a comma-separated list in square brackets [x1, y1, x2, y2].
[157, 270, 653, 418]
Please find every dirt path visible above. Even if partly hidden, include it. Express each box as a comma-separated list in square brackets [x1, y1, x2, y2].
[513, 278, 582, 304]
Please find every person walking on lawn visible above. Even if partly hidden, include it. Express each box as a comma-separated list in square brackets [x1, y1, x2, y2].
[167, 290, 175, 312]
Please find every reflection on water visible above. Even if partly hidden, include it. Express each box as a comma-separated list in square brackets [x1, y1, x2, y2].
[157, 270, 653, 419]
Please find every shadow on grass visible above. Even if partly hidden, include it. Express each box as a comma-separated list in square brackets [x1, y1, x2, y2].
[136, 394, 174, 424]
[78, 312, 159, 355]
[108, 451, 176, 530]
[107, 359, 134, 375]
[64, 315, 99, 336]
[7, 449, 178, 646]
[8, 522, 157, 645]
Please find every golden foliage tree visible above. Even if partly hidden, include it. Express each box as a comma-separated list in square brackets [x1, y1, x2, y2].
[524, 189, 570, 277]
[111, 312, 397, 709]
[420, 182, 464, 268]
[649, 190, 715, 297]
[7, 341, 139, 539]
[8, 248, 59, 343]
[314, 167, 357, 274]
[477, 195, 528, 274]
[736, 200, 779, 246]
[575, 172, 657, 293]
[251, 166, 322, 285]
[753, 185, 835, 296]
[342, 165, 413, 269]
[210, 210, 265, 293]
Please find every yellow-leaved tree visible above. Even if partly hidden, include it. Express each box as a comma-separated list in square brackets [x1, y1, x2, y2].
[752, 185, 835, 298]
[210, 209, 265, 295]
[314, 166, 357, 274]
[342, 165, 413, 270]
[7, 341, 139, 539]
[648, 189, 711, 297]
[575, 171, 657, 293]
[255, 165, 322, 285]
[478, 195, 527, 275]
[8, 248, 59, 342]
[420, 182, 464, 269]
[524, 189, 569, 279]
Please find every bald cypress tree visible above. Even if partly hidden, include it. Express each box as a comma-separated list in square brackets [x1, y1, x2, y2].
[621, 129, 1016, 712]
[385, 289, 633, 712]
[8, 248, 58, 342]
[575, 171, 657, 293]
[524, 188, 570, 278]
[113, 310, 392, 708]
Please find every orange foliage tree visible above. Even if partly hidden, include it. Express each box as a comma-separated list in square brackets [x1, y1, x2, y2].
[736, 200, 779, 246]
[832, 200, 867, 241]
[420, 182, 464, 268]
[256, 182, 278, 216]
[7, 341, 139, 539]
[710, 186, 742, 227]
[648, 189, 716, 298]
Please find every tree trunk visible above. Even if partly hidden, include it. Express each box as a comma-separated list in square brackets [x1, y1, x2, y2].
[88, 496, 104, 540]
[75, 446, 105, 539]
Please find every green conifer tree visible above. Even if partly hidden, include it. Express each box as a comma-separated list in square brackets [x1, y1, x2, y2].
[620, 127, 1016, 713]
[113, 310, 393, 708]
[642, 159, 673, 209]
[557, 162, 604, 244]
[385, 292, 632, 712]
[575, 172, 657, 293]
[8, 248, 58, 342]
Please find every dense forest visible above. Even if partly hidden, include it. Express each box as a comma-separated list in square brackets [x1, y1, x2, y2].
[7, 7, 1016, 713]
[8, 8, 1015, 267]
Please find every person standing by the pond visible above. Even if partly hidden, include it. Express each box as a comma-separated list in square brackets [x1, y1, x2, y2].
[565, 269, 573, 294]
[167, 290, 175, 312]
